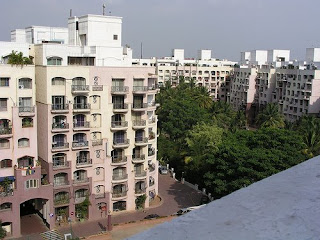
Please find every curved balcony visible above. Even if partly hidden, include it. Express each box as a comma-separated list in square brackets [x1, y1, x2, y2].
[73, 122, 90, 131]
[52, 142, 69, 152]
[51, 104, 69, 114]
[135, 188, 146, 196]
[52, 123, 69, 133]
[135, 137, 148, 146]
[73, 103, 91, 113]
[111, 156, 127, 166]
[73, 177, 90, 185]
[71, 85, 90, 94]
[111, 86, 129, 95]
[132, 154, 145, 164]
[113, 139, 130, 149]
[132, 103, 148, 112]
[110, 121, 128, 131]
[132, 120, 146, 129]
[112, 174, 128, 183]
[111, 191, 127, 200]
[113, 103, 128, 113]
[135, 171, 147, 180]
[132, 86, 148, 94]
[72, 141, 89, 150]
[0, 127, 12, 138]
[76, 158, 92, 168]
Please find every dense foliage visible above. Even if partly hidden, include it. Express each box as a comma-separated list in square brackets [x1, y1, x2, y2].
[0, 221, 6, 239]
[157, 82, 311, 199]
[7, 51, 33, 65]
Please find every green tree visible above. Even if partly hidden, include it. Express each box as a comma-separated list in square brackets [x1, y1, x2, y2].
[256, 103, 285, 128]
[0, 221, 6, 239]
[297, 116, 320, 157]
[7, 51, 33, 65]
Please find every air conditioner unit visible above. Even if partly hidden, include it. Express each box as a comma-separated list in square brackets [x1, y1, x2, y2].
[19, 85, 24, 89]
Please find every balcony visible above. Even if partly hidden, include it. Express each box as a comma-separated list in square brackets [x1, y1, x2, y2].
[72, 141, 89, 150]
[73, 122, 90, 131]
[76, 158, 92, 168]
[111, 86, 129, 95]
[95, 193, 106, 199]
[53, 180, 70, 188]
[51, 104, 69, 113]
[132, 154, 145, 164]
[112, 191, 127, 200]
[52, 123, 69, 133]
[54, 198, 69, 206]
[92, 139, 103, 146]
[112, 174, 128, 183]
[18, 106, 35, 117]
[133, 86, 148, 94]
[71, 85, 90, 94]
[111, 156, 127, 166]
[132, 120, 146, 129]
[148, 117, 157, 124]
[113, 103, 128, 113]
[135, 137, 148, 146]
[53, 160, 70, 170]
[73, 177, 90, 185]
[149, 163, 156, 173]
[73, 103, 91, 113]
[74, 196, 87, 204]
[135, 188, 146, 195]
[148, 84, 159, 92]
[113, 139, 130, 148]
[0, 187, 13, 198]
[135, 171, 147, 179]
[148, 148, 155, 157]
[52, 142, 69, 152]
[111, 121, 128, 131]
[0, 127, 12, 138]
[132, 103, 148, 111]
[92, 85, 103, 91]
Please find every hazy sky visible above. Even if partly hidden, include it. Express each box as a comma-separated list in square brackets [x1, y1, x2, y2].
[0, 0, 319, 61]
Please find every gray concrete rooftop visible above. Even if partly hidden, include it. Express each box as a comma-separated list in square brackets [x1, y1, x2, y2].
[129, 156, 320, 240]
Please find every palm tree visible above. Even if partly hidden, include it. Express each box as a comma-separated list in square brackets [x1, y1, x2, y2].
[7, 51, 33, 65]
[193, 87, 213, 109]
[256, 103, 285, 128]
[298, 116, 320, 158]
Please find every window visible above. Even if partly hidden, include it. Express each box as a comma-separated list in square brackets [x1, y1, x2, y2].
[52, 77, 65, 86]
[0, 202, 12, 211]
[18, 138, 30, 148]
[113, 35, 118, 40]
[0, 159, 12, 168]
[0, 99, 7, 111]
[0, 78, 9, 87]
[0, 139, 9, 149]
[25, 179, 39, 189]
[47, 57, 62, 66]
[19, 78, 32, 89]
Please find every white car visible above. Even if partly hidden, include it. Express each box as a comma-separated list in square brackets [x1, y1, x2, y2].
[159, 166, 168, 174]
[176, 204, 206, 216]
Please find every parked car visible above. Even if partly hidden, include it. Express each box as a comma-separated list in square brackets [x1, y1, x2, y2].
[144, 214, 160, 219]
[159, 166, 168, 175]
[175, 204, 206, 216]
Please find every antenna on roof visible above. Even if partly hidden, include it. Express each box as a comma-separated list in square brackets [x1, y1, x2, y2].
[70, 9, 72, 17]
[103, 4, 106, 16]
[141, 42, 143, 59]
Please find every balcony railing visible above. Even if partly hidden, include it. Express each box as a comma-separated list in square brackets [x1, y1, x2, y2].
[148, 85, 159, 91]
[52, 123, 69, 130]
[53, 160, 69, 169]
[0, 188, 13, 198]
[111, 86, 129, 93]
[53, 180, 69, 187]
[76, 158, 92, 166]
[73, 103, 90, 110]
[71, 85, 90, 92]
[132, 120, 146, 127]
[133, 86, 148, 92]
[111, 121, 128, 128]
[132, 103, 148, 109]
[0, 127, 12, 135]
[135, 188, 146, 194]
[51, 104, 69, 111]
[73, 121, 90, 128]
[73, 177, 89, 184]
[112, 191, 127, 198]
[52, 142, 69, 149]
[148, 117, 156, 124]
[148, 148, 155, 156]
[72, 141, 89, 148]
[132, 154, 145, 161]
[113, 103, 128, 110]
[74, 196, 87, 204]
[19, 106, 35, 114]
[92, 139, 103, 146]
[54, 198, 69, 206]
[112, 173, 128, 181]
[135, 171, 147, 178]
[112, 156, 127, 164]
[149, 164, 156, 172]
[135, 137, 148, 144]
[113, 139, 129, 146]
[95, 193, 105, 199]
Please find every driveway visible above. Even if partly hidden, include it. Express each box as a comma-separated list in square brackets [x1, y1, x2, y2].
[57, 174, 204, 238]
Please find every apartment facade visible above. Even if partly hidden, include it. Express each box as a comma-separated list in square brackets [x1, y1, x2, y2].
[0, 14, 159, 238]
[133, 49, 235, 100]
